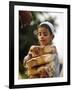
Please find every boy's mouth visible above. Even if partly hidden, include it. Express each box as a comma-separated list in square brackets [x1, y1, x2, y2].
[40, 39, 45, 42]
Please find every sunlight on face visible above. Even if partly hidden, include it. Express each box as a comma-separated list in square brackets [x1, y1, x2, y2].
[38, 27, 53, 46]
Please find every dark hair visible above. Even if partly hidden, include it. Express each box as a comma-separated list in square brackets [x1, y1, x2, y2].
[37, 24, 53, 35]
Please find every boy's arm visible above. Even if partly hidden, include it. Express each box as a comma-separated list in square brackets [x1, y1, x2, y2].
[44, 45, 57, 54]
[23, 54, 32, 64]
[45, 54, 60, 77]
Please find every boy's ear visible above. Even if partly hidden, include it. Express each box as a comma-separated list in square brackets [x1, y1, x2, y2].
[51, 34, 54, 40]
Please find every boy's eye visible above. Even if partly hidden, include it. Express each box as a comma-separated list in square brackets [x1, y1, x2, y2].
[43, 32, 48, 36]
[38, 32, 48, 36]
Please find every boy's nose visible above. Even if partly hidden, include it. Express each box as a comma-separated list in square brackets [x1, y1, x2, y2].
[40, 35, 44, 39]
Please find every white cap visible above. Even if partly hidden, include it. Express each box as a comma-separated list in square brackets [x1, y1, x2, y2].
[39, 21, 55, 34]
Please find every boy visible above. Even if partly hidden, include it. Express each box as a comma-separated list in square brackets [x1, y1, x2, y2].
[23, 21, 60, 78]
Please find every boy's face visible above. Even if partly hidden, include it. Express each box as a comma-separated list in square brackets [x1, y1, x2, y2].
[38, 27, 53, 46]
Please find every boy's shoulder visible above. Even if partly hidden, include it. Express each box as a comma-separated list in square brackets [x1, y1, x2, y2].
[46, 44, 57, 49]
[44, 44, 57, 54]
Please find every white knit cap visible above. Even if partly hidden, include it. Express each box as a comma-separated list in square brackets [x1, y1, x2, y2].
[39, 21, 55, 34]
